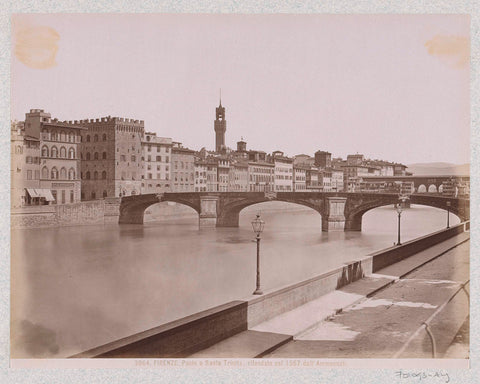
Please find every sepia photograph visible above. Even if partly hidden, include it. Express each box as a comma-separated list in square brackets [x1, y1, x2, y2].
[9, 12, 471, 371]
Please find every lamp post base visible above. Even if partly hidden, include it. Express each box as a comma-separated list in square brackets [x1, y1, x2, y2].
[253, 289, 263, 295]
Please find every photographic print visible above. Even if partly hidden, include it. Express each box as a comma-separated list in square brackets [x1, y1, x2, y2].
[10, 13, 470, 368]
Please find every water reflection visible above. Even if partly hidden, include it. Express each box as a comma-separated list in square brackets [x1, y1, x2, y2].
[11, 202, 460, 358]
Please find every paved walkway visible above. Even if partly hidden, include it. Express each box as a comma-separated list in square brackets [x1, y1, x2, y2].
[190, 232, 469, 358]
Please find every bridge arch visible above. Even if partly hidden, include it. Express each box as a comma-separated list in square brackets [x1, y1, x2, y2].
[216, 195, 324, 227]
[417, 184, 427, 193]
[119, 194, 201, 224]
[428, 184, 437, 193]
[344, 194, 467, 231]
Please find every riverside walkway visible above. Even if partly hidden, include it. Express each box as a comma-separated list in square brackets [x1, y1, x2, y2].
[190, 232, 470, 359]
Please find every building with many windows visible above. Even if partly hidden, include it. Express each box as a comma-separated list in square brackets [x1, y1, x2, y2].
[272, 152, 293, 192]
[171, 143, 195, 192]
[249, 161, 274, 192]
[141, 132, 172, 194]
[293, 165, 308, 192]
[79, 116, 144, 199]
[13, 109, 85, 206]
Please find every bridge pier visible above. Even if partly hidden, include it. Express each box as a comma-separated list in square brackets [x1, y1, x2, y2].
[199, 196, 219, 228]
[322, 197, 347, 232]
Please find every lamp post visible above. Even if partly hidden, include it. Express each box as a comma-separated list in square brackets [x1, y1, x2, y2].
[446, 201, 451, 229]
[251, 213, 265, 295]
[396, 201, 403, 246]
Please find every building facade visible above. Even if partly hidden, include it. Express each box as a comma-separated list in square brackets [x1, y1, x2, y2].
[249, 161, 274, 192]
[141, 132, 172, 194]
[14, 110, 85, 206]
[171, 143, 195, 192]
[79, 116, 144, 199]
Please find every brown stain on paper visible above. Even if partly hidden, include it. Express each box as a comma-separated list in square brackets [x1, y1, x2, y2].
[14, 25, 60, 69]
[425, 35, 469, 69]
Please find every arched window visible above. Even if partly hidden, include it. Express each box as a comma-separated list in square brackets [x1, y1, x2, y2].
[51, 131, 57, 141]
[60, 167, 67, 179]
[51, 167, 58, 179]
[15, 146, 22, 154]
[69, 132, 74, 142]
[86, 171, 91, 180]
[69, 148, 75, 159]
[94, 134, 98, 142]
[60, 146, 66, 158]
[86, 135, 90, 142]
[60, 131, 66, 141]
[51, 146, 58, 158]
[41, 166, 48, 179]
[94, 152, 99, 160]
[94, 171, 98, 180]
[102, 171, 107, 179]
[102, 134, 107, 141]
[86, 152, 91, 160]
[68, 168, 75, 180]
[103, 190, 107, 198]
[102, 152, 107, 159]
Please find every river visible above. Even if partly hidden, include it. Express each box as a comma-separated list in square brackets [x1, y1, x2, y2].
[10, 202, 460, 358]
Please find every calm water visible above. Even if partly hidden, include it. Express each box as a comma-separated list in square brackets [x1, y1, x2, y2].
[11, 202, 459, 358]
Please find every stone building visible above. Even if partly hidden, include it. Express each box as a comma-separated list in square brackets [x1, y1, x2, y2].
[79, 116, 144, 199]
[141, 132, 172, 194]
[217, 157, 230, 192]
[272, 152, 293, 192]
[205, 158, 218, 192]
[314, 150, 332, 169]
[194, 159, 208, 192]
[171, 142, 195, 192]
[293, 165, 308, 192]
[15, 109, 85, 205]
[249, 161, 274, 192]
[231, 161, 249, 192]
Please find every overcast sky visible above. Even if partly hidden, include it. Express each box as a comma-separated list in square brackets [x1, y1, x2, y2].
[11, 14, 469, 164]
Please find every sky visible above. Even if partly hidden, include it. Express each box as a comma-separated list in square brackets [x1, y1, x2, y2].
[11, 14, 470, 165]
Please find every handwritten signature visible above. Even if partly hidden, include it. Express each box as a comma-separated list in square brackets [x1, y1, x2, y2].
[396, 370, 450, 383]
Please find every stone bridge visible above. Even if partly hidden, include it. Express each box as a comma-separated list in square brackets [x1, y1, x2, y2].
[118, 192, 469, 232]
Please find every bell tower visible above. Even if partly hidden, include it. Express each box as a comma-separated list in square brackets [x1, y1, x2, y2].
[214, 91, 226, 153]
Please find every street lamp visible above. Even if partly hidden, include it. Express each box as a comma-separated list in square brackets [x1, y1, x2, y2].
[396, 201, 403, 246]
[446, 201, 451, 229]
[251, 213, 265, 295]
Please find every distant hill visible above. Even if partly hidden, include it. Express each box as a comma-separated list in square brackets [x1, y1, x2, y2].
[407, 162, 470, 176]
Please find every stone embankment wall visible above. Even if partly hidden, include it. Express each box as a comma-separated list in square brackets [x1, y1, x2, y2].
[11, 198, 121, 229]
[71, 222, 469, 358]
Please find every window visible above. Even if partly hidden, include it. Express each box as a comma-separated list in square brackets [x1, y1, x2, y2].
[86, 152, 91, 160]
[165, 156, 169, 162]
[52, 190, 57, 204]
[131, 155, 136, 162]
[60, 147, 66, 158]
[26, 156, 32, 164]
[69, 148, 75, 159]
[102, 134, 107, 141]
[27, 170, 32, 180]
[102, 152, 107, 160]
[147, 145, 151, 152]
[120, 155, 126, 162]
[60, 168, 67, 179]
[86, 135, 90, 142]
[70, 190, 74, 203]
[102, 171, 107, 179]
[156, 156, 161, 162]
[69, 168, 75, 180]
[51, 167, 58, 179]
[91, 191, 96, 199]
[51, 146, 58, 158]
[86, 171, 91, 180]
[103, 190, 107, 198]
[42, 166, 48, 179]
[147, 155, 151, 162]
[94, 152, 99, 160]
[61, 190, 66, 204]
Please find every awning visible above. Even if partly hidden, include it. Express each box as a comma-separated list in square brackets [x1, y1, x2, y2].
[26, 188, 55, 201]
[26, 188, 41, 198]
[40, 190, 55, 202]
